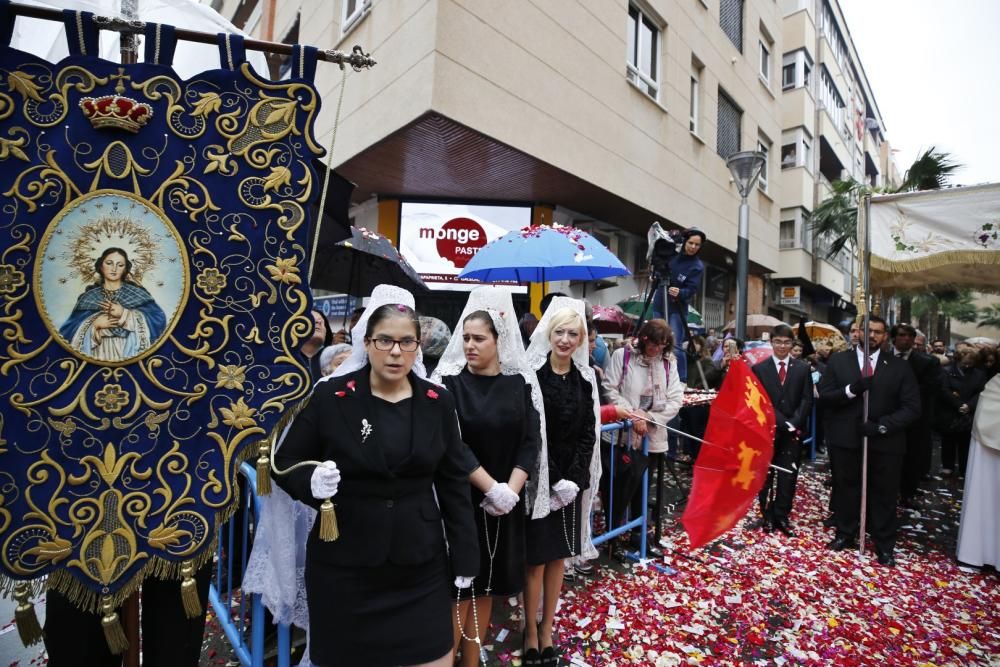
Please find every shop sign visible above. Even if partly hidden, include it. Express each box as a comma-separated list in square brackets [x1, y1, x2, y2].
[779, 285, 801, 305]
[398, 202, 531, 291]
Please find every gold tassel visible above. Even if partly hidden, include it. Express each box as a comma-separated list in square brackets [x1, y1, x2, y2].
[13, 583, 43, 647]
[256, 442, 272, 496]
[100, 596, 128, 655]
[179, 561, 202, 619]
[318, 499, 339, 541]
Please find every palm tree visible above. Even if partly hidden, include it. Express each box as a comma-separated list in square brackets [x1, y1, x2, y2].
[979, 304, 1000, 329]
[897, 147, 961, 192]
[912, 290, 978, 340]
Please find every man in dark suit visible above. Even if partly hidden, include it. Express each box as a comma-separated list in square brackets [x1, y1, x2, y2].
[818, 315, 921, 566]
[891, 323, 941, 507]
[752, 324, 813, 536]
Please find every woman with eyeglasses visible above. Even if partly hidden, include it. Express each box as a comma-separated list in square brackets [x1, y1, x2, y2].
[271, 292, 479, 667]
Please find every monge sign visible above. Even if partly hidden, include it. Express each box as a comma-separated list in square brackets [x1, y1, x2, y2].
[399, 202, 531, 292]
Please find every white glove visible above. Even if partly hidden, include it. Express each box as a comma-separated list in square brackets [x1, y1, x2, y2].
[550, 479, 579, 511]
[310, 460, 341, 500]
[481, 482, 519, 516]
[454, 576, 474, 589]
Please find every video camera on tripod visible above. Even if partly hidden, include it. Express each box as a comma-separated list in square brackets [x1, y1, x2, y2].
[646, 221, 684, 283]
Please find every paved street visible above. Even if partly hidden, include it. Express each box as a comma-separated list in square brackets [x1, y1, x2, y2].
[4, 451, 997, 666]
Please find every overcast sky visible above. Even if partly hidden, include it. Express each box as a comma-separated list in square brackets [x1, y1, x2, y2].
[839, 0, 1000, 187]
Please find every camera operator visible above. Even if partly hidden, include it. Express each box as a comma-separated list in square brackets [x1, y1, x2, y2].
[652, 228, 705, 383]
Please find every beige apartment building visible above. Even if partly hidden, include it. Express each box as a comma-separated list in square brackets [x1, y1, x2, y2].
[216, 0, 894, 330]
[769, 0, 896, 327]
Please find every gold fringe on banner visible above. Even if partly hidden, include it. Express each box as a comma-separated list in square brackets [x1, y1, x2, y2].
[13, 583, 43, 647]
[318, 499, 339, 541]
[871, 248, 1000, 274]
[179, 561, 202, 619]
[256, 442, 272, 496]
[100, 596, 129, 655]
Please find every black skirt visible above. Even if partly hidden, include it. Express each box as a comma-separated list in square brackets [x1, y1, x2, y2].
[305, 550, 453, 666]
[451, 503, 527, 599]
[525, 495, 584, 565]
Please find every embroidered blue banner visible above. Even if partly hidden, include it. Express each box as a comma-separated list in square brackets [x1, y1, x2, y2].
[0, 9, 322, 611]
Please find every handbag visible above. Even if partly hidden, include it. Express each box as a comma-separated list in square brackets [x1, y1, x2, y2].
[601, 436, 650, 529]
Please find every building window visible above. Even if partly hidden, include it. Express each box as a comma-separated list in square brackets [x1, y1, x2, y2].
[758, 24, 773, 85]
[757, 133, 771, 192]
[759, 41, 770, 84]
[717, 89, 742, 159]
[720, 0, 743, 52]
[627, 4, 661, 99]
[819, 65, 845, 130]
[781, 49, 813, 92]
[343, 0, 371, 33]
[781, 127, 812, 170]
[690, 57, 703, 134]
[782, 62, 795, 90]
[780, 220, 796, 249]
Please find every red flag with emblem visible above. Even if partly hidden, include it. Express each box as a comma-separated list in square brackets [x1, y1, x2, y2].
[681, 358, 776, 549]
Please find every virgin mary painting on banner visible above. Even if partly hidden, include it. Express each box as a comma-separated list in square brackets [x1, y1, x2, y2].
[39, 192, 185, 364]
[59, 247, 167, 360]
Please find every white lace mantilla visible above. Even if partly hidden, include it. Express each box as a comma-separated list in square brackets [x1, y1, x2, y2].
[430, 286, 551, 519]
[525, 296, 602, 561]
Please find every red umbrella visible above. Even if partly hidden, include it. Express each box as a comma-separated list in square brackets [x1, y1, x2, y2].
[681, 359, 776, 549]
[591, 304, 632, 335]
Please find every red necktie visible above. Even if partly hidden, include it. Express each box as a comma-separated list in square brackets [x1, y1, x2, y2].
[863, 355, 873, 377]
[778, 360, 786, 385]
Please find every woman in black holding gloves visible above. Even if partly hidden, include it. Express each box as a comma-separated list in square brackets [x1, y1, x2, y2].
[273, 297, 479, 667]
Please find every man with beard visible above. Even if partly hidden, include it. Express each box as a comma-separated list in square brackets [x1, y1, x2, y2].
[819, 316, 920, 566]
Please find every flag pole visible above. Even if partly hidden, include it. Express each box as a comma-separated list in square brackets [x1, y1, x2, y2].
[6, 1, 376, 68]
[629, 415, 794, 474]
[858, 193, 873, 557]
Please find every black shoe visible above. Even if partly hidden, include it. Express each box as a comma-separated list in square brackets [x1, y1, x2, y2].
[748, 516, 771, 532]
[901, 496, 918, 510]
[773, 519, 796, 537]
[523, 631, 541, 667]
[875, 547, 896, 567]
[822, 515, 836, 528]
[826, 535, 856, 551]
[540, 645, 558, 667]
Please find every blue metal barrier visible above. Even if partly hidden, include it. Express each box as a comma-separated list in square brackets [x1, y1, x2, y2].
[209, 462, 293, 667]
[589, 421, 674, 574]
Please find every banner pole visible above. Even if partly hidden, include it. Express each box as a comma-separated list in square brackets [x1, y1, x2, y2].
[858, 193, 873, 557]
[6, 1, 375, 69]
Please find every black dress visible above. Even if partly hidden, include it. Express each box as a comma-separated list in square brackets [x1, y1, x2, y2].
[443, 369, 541, 596]
[526, 359, 597, 564]
[273, 369, 479, 667]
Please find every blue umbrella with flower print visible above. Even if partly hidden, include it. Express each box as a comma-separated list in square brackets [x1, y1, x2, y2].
[457, 224, 630, 283]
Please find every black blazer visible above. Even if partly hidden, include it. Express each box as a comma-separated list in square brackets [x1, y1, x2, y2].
[273, 367, 480, 576]
[752, 356, 813, 433]
[897, 350, 942, 429]
[817, 348, 921, 455]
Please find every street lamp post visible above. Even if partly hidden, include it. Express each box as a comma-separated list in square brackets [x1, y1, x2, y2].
[725, 151, 766, 342]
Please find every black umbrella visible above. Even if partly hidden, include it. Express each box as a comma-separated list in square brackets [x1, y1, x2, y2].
[307, 165, 354, 281]
[311, 226, 429, 296]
